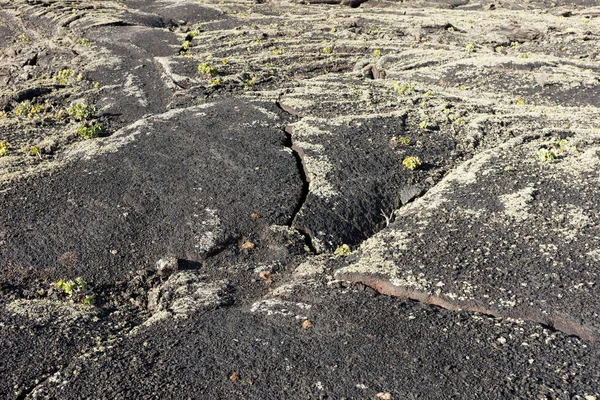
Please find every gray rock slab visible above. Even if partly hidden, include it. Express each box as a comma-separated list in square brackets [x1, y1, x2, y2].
[0, 298, 116, 399]
[28, 286, 600, 399]
[336, 131, 600, 341]
[0, 100, 303, 284]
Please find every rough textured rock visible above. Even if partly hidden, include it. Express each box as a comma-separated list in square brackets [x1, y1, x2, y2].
[1, 0, 599, 398]
[0, 100, 302, 283]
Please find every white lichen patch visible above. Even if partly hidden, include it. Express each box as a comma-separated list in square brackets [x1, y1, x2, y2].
[6, 299, 97, 324]
[250, 299, 312, 320]
[389, 271, 431, 292]
[587, 249, 600, 262]
[123, 73, 149, 107]
[293, 255, 330, 279]
[193, 207, 221, 252]
[556, 147, 600, 179]
[336, 230, 429, 290]
[566, 205, 591, 229]
[294, 140, 339, 198]
[154, 56, 197, 89]
[144, 272, 231, 326]
[498, 186, 536, 220]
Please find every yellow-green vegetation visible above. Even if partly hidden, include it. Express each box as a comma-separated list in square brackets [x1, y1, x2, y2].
[14, 100, 44, 118]
[403, 156, 422, 170]
[0, 142, 8, 157]
[322, 47, 332, 54]
[515, 99, 525, 106]
[272, 48, 283, 55]
[79, 38, 90, 45]
[397, 136, 410, 145]
[373, 49, 382, 57]
[55, 277, 96, 305]
[538, 138, 571, 162]
[29, 146, 41, 158]
[68, 104, 98, 121]
[77, 123, 103, 139]
[197, 62, 218, 77]
[393, 82, 415, 95]
[243, 76, 257, 91]
[181, 40, 192, 53]
[334, 244, 351, 256]
[465, 43, 475, 53]
[222, 58, 229, 64]
[538, 148, 557, 162]
[55, 69, 76, 85]
[56, 277, 87, 295]
[419, 121, 429, 130]
[209, 77, 223, 85]
[17, 33, 31, 43]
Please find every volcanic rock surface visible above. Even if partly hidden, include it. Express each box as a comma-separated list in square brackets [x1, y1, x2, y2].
[0, 0, 599, 398]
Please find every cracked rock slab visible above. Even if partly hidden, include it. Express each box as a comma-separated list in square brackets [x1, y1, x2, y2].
[335, 131, 600, 341]
[0, 99, 302, 284]
[27, 286, 600, 399]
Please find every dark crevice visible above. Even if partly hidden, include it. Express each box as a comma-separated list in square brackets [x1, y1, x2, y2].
[276, 101, 316, 254]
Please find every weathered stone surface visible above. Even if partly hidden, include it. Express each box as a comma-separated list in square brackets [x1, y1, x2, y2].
[1, 0, 600, 398]
[0, 100, 302, 283]
[26, 286, 600, 399]
[336, 130, 600, 341]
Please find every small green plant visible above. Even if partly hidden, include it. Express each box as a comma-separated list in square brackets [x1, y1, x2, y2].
[56, 277, 89, 295]
[209, 77, 223, 85]
[55, 277, 95, 305]
[373, 49, 381, 57]
[14, 100, 44, 118]
[77, 123, 103, 139]
[322, 47, 332, 54]
[222, 58, 229, 64]
[67, 104, 97, 121]
[79, 38, 90, 45]
[29, 146, 41, 158]
[243, 76, 257, 91]
[465, 43, 475, 53]
[398, 137, 411, 145]
[272, 48, 283, 55]
[537, 138, 570, 162]
[515, 99, 525, 106]
[197, 63, 218, 77]
[180, 40, 192, 54]
[403, 156, 422, 170]
[0, 142, 8, 157]
[419, 121, 429, 130]
[334, 244, 351, 256]
[55, 69, 76, 85]
[393, 82, 415, 95]
[538, 148, 557, 162]
[17, 33, 31, 43]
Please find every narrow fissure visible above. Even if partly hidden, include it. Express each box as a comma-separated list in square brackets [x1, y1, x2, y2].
[283, 127, 316, 254]
[276, 101, 316, 254]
